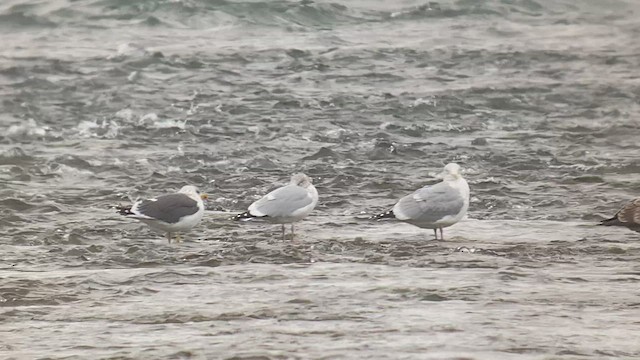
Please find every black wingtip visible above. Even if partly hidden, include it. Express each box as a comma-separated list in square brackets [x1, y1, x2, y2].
[369, 209, 396, 221]
[599, 216, 620, 226]
[114, 204, 133, 216]
[232, 211, 258, 221]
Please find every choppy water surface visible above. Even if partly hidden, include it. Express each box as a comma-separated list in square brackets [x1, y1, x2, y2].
[1, 0, 640, 358]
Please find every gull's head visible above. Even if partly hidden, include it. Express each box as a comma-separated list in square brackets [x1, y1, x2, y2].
[179, 185, 208, 200]
[291, 173, 313, 188]
[439, 163, 463, 180]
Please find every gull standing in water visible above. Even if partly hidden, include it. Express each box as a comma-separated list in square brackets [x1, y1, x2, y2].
[370, 163, 470, 240]
[115, 185, 207, 243]
[600, 198, 640, 233]
[233, 173, 318, 240]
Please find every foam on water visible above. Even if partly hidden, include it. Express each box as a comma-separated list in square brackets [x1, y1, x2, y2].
[5, 119, 47, 140]
[76, 119, 121, 139]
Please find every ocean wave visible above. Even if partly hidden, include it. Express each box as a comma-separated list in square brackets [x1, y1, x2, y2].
[1, 0, 635, 33]
[0, 11, 57, 29]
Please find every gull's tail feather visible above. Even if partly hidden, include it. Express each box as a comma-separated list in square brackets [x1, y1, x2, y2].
[232, 211, 258, 221]
[369, 209, 396, 221]
[599, 216, 621, 226]
[113, 204, 134, 216]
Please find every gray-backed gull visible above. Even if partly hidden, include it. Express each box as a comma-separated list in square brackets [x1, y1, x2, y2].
[233, 173, 318, 240]
[370, 163, 470, 240]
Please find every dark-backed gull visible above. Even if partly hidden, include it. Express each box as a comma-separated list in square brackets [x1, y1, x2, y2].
[115, 185, 207, 243]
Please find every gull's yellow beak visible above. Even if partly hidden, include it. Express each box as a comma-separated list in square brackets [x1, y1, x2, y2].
[200, 193, 209, 200]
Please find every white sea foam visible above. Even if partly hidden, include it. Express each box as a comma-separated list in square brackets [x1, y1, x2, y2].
[6, 119, 47, 140]
[76, 119, 120, 139]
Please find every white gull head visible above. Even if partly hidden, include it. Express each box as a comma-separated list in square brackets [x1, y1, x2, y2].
[439, 163, 463, 181]
[290, 173, 313, 188]
[178, 185, 207, 201]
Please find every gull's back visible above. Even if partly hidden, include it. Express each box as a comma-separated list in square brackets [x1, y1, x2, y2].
[393, 182, 468, 228]
[134, 194, 199, 223]
[249, 184, 315, 220]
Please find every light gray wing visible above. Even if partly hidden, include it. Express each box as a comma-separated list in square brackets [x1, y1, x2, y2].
[137, 193, 198, 223]
[249, 184, 313, 218]
[393, 182, 464, 223]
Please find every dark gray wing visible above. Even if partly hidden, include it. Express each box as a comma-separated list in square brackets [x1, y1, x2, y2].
[393, 182, 464, 223]
[248, 184, 313, 218]
[137, 193, 198, 223]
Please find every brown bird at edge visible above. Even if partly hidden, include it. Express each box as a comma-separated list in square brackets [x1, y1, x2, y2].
[600, 198, 640, 233]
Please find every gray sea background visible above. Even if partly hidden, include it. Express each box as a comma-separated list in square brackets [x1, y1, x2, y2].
[1, 0, 640, 359]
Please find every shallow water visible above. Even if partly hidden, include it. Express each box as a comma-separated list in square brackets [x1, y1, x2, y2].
[1, 0, 640, 359]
